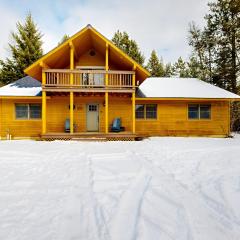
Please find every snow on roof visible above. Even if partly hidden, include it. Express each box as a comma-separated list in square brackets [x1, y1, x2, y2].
[138, 77, 240, 99]
[0, 76, 42, 96]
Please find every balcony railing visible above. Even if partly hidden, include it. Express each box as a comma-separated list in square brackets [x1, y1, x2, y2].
[43, 69, 134, 90]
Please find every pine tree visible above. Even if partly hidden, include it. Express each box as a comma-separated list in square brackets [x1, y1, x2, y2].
[188, 0, 240, 93]
[173, 57, 190, 77]
[147, 50, 165, 77]
[187, 56, 205, 79]
[58, 34, 70, 45]
[0, 13, 43, 84]
[207, 0, 239, 93]
[164, 63, 174, 77]
[112, 30, 145, 65]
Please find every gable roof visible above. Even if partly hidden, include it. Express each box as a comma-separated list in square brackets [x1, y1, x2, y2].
[24, 24, 150, 81]
[0, 76, 42, 96]
[137, 77, 240, 99]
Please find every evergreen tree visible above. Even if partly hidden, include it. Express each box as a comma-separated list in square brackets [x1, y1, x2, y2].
[164, 63, 174, 77]
[58, 34, 70, 45]
[0, 13, 43, 84]
[187, 56, 205, 79]
[112, 30, 145, 65]
[147, 50, 165, 77]
[172, 57, 190, 77]
[188, 0, 239, 93]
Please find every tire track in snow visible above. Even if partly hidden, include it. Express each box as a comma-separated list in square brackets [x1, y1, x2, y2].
[109, 169, 151, 240]
[87, 154, 111, 240]
[136, 148, 240, 240]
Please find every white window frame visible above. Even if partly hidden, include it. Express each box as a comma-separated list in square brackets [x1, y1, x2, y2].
[15, 104, 41, 120]
[188, 104, 211, 120]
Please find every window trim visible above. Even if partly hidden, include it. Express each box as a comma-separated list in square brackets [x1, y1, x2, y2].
[136, 104, 158, 120]
[15, 103, 41, 120]
[188, 104, 211, 120]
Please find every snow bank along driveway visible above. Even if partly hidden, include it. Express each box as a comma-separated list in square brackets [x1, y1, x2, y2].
[0, 137, 240, 240]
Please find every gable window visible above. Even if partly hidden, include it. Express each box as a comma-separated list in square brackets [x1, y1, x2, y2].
[136, 104, 157, 119]
[188, 104, 211, 120]
[15, 104, 41, 119]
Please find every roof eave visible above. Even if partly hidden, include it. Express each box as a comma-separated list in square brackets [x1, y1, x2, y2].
[135, 97, 240, 101]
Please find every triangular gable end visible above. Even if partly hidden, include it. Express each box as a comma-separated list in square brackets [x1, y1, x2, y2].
[24, 24, 150, 82]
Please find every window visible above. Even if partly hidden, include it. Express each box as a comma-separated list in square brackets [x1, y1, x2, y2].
[29, 104, 41, 119]
[136, 104, 157, 119]
[16, 104, 28, 119]
[188, 104, 199, 119]
[15, 104, 41, 119]
[188, 104, 211, 120]
[146, 105, 157, 119]
[88, 105, 97, 112]
[136, 105, 144, 119]
[200, 105, 211, 119]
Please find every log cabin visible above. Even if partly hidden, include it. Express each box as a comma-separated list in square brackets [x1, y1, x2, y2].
[0, 24, 239, 140]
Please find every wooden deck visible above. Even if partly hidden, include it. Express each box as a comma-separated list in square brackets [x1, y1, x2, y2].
[41, 132, 145, 141]
[43, 69, 135, 93]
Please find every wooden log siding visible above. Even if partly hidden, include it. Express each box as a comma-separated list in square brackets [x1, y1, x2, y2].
[44, 69, 134, 89]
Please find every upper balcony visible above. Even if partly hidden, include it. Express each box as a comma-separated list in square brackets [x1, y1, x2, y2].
[42, 69, 135, 93]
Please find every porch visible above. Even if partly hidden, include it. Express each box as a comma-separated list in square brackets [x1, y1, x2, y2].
[41, 94, 136, 139]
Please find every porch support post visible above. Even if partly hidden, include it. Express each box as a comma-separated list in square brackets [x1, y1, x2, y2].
[42, 70, 47, 134]
[105, 43, 109, 133]
[132, 65, 136, 134]
[228, 100, 231, 136]
[69, 42, 74, 134]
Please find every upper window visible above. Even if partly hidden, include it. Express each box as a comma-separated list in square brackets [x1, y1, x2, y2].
[188, 104, 211, 120]
[136, 104, 157, 119]
[15, 104, 41, 119]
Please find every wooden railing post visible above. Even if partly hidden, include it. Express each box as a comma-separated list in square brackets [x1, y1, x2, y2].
[69, 42, 74, 134]
[132, 65, 136, 133]
[105, 43, 109, 133]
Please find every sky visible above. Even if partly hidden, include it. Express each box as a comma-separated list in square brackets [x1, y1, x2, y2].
[0, 0, 210, 64]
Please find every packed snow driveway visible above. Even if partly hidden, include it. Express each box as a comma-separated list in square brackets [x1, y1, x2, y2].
[0, 136, 240, 240]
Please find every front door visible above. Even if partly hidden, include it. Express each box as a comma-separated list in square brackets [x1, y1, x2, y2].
[86, 104, 99, 132]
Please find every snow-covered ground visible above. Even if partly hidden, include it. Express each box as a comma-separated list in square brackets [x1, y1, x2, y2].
[0, 136, 240, 240]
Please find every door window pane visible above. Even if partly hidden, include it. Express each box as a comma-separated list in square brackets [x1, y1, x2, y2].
[89, 105, 97, 112]
[16, 104, 28, 119]
[200, 105, 211, 119]
[188, 104, 199, 119]
[146, 104, 157, 119]
[136, 105, 144, 119]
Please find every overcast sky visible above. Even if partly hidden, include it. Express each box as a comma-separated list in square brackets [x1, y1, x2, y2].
[0, 0, 210, 64]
